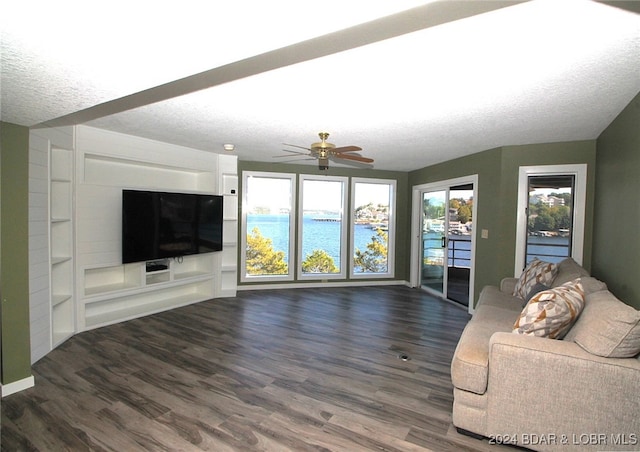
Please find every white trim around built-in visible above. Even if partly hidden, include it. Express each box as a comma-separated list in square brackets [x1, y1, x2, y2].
[1, 375, 35, 398]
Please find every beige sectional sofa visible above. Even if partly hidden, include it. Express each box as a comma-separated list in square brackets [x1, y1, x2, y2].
[451, 258, 640, 451]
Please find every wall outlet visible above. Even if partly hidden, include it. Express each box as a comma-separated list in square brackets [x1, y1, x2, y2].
[481, 229, 489, 239]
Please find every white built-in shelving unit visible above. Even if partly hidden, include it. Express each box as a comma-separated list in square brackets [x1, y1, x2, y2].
[219, 155, 239, 296]
[31, 125, 239, 360]
[73, 126, 237, 331]
[49, 147, 75, 346]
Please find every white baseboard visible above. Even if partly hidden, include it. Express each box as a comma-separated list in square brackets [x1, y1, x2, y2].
[1, 375, 35, 398]
[237, 279, 411, 291]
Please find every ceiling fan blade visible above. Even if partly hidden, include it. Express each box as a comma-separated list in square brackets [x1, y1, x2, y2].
[332, 145, 362, 153]
[273, 149, 310, 158]
[334, 153, 374, 163]
[283, 143, 312, 151]
[275, 157, 316, 163]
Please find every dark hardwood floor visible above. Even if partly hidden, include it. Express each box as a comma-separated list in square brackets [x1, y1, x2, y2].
[2, 285, 509, 451]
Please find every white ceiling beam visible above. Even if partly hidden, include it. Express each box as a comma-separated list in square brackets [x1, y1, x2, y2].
[37, 0, 526, 128]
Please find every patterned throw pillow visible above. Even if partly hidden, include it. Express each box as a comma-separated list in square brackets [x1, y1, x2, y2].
[513, 279, 585, 339]
[513, 258, 559, 300]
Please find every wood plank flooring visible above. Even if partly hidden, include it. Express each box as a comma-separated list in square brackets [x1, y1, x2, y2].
[2, 285, 511, 451]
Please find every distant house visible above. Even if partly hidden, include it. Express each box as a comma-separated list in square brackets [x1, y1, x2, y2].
[530, 194, 565, 207]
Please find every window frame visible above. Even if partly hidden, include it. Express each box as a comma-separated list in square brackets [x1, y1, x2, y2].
[240, 171, 296, 283]
[297, 174, 348, 280]
[349, 177, 396, 279]
[514, 164, 587, 276]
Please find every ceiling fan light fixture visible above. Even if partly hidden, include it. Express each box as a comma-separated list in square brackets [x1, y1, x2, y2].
[318, 157, 329, 171]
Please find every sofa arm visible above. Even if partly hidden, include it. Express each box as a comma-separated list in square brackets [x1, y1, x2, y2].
[486, 332, 640, 451]
[499, 277, 518, 295]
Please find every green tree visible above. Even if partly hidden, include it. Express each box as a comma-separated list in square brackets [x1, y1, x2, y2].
[354, 228, 388, 273]
[423, 197, 444, 220]
[533, 212, 555, 231]
[457, 204, 472, 223]
[550, 205, 571, 230]
[246, 227, 288, 275]
[302, 249, 338, 273]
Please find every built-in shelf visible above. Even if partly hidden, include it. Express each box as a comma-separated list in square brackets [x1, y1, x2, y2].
[217, 157, 238, 297]
[83, 153, 215, 192]
[50, 147, 75, 349]
[146, 270, 171, 285]
[81, 254, 216, 328]
[84, 264, 142, 297]
[84, 275, 215, 329]
[222, 173, 238, 196]
[174, 270, 208, 281]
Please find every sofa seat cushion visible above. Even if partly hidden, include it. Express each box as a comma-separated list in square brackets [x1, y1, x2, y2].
[451, 286, 521, 395]
[477, 285, 525, 311]
[571, 290, 640, 358]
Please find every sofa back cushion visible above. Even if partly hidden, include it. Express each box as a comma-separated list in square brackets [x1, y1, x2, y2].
[570, 290, 640, 358]
[551, 257, 589, 287]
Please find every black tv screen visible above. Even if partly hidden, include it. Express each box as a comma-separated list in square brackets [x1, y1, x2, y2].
[122, 190, 223, 264]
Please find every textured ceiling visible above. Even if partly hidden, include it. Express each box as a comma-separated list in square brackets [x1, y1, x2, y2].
[2, 0, 639, 171]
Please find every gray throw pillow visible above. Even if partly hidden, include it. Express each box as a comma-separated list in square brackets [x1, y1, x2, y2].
[524, 282, 550, 307]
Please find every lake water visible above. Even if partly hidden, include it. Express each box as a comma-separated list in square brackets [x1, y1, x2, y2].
[424, 232, 570, 267]
[246, 214, 386, 270]
[247, 214, 571, 270]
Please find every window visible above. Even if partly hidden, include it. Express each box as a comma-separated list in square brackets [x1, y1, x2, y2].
[350, 178, 396, 278]
[241, 171, 398, 283]
[515, 164, 586, 275]
[241, 172, 295, 282]
[298, 175, 348, 279]
[525, 175, 575, 265]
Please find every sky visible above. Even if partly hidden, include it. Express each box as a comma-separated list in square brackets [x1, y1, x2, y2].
[245, 176, 392, 213]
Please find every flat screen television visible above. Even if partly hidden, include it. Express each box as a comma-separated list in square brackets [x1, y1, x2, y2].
[122, 189, 223, 264]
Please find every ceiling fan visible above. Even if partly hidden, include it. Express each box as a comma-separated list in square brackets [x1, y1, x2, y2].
[275, 132, 374, 170]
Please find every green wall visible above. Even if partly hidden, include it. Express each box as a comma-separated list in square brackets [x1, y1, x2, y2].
[499, 141, 597, 273]
[593, 91, 640, 309]
[237, 161, 410, 285]
[0, 122, 32, 385]
[409, 148, 503, 307]
[408, 141, 596, 308]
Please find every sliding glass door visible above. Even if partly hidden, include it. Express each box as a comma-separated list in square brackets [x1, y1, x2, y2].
[422, 190, 446, 294]
[412, 176, 477, 310]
